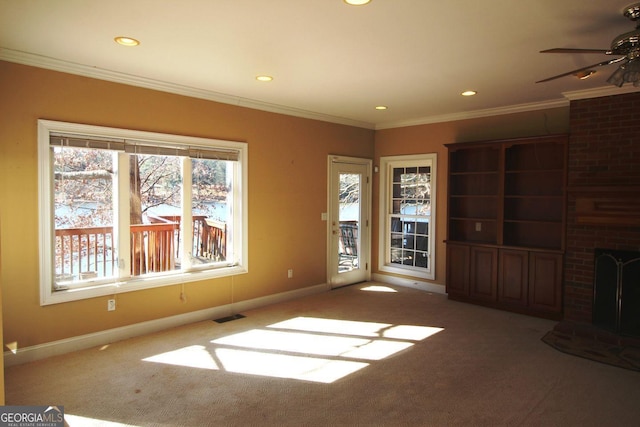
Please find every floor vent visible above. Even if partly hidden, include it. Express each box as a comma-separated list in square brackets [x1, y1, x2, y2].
[214, 314, 246, 323]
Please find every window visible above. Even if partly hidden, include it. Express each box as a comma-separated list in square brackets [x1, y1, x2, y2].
[38, 120, 248, 305]
[378, 154, 436, 280]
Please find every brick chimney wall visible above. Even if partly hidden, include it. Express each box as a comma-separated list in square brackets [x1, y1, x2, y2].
[564, 91, 640, 323]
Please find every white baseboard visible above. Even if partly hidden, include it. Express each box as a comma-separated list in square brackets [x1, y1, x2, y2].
[372, 273, 446, 295]
[4, 283, 328, 367]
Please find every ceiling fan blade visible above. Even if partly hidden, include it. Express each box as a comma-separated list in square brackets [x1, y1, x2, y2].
[536, 57, 627, 83]
[540, 48, 612, 54]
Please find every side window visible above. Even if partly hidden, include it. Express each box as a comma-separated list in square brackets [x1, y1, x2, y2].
[378, 154, 436, 280]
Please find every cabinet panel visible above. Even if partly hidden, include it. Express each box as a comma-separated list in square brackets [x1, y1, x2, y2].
[498, 249, 528, 306]
[446, 244, 469, 296]
[528, 252, 563, 312]
[470, 247, 497, 302]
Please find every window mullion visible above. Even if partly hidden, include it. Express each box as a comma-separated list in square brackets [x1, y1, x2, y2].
[116, 152, 131, 280]
[181, 158, 193, 270]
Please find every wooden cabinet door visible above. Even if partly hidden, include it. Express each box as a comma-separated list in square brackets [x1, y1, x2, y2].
[498, 249, 528, 306]
[528, 252, 563, 312]
[446, 244, 470, 296]
[470, 246, 498, 302]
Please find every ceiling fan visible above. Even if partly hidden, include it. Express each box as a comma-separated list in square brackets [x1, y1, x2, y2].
[537, 2, 640, 86]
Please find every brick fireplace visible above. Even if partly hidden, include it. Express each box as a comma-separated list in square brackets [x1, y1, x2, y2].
[564, 91, 640, 328]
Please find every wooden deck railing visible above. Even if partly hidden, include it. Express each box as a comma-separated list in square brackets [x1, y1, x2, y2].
[55, 216, 227, 281]
[153, 215, 227, 261]
[130, 222, 178, 275]
[55, 226, 115, 280]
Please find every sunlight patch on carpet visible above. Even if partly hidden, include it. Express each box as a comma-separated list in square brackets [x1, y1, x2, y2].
[142, 317, 443, 383]
[215, 348, 368, 383]
[383, 325, 443, 341]
[361, 285, 397, 293]
[212, 329, 413, 360]
[65, 414, 135, 426]
[142, 345, 218, 370]
[268, 317, 392, 337]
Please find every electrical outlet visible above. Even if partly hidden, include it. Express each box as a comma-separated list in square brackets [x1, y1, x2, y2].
[107, 299, 116, 311]
[475, 222, 482, 232]
[288, 269, 293, 279]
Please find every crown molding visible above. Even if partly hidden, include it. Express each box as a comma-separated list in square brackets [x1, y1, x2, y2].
[375, 98, 570, 130]
[377, 85, 640, 130]
[4, 48, 638, 132]
[0, 48, 376, 130]
[562, 85, 640, 101]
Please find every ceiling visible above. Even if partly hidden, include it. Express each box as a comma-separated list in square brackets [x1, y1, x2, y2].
[1, 0, 639, 130]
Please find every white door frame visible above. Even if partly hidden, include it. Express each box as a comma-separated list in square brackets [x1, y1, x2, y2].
[327, 155, 372, 288]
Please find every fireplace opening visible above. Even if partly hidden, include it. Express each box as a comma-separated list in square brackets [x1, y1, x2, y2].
[593, 248, 640, 338]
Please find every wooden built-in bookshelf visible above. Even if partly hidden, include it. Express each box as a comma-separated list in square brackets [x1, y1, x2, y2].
[445, 135, 567, 318]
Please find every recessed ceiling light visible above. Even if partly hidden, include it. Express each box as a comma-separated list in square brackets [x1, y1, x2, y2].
[256, 75, 273, 82]
[114, 36, 140, 47]
[375, 105, 387, 110]
[461, 90, 477, 96]
[344, 0, 371, 5]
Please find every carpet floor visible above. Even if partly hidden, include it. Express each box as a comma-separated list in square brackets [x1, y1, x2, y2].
[6, 282, 640, 426]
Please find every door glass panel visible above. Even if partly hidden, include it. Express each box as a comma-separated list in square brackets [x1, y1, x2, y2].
[339, 173, 360, 273]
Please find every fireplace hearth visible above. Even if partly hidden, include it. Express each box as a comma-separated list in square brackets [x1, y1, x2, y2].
[593, 249, 640, 338]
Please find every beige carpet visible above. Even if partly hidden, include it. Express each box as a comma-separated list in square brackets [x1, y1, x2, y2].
[6, 282, 640, 426]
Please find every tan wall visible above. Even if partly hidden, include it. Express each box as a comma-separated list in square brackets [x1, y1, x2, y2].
[0, 218, 4, 404]
[0, 61, 374, 348]
[372, 108, 570, 285]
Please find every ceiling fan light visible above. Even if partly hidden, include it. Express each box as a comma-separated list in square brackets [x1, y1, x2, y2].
[625, 71, 640, 82]
[623, 58, 640, 82]
[607, 67, 626, 87]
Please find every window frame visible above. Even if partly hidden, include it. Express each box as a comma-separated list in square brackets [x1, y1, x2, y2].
[377, 153, 437, 280]
[38, 119, 248, 305]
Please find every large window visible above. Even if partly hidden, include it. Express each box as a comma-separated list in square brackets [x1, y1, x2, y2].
[378, 154, 436, 280]
[38, 120, 248, 305]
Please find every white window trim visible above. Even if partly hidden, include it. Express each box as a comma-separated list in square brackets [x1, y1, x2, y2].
[38, 119, 248, 305]
[377, 153, 437, 280]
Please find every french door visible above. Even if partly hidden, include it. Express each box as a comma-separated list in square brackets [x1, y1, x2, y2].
[327, 156, 371, 288]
